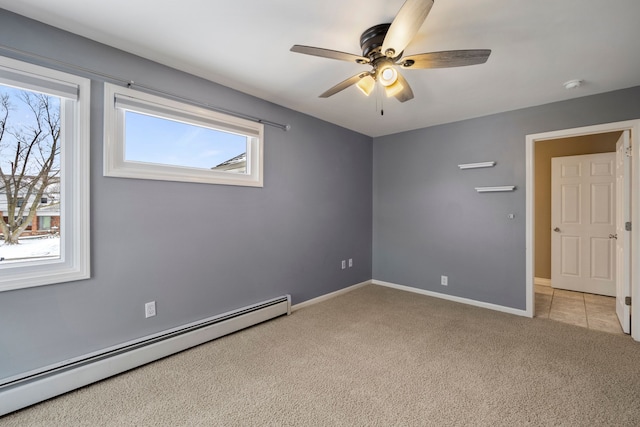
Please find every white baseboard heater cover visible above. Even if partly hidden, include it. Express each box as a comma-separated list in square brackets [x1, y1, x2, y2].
[0, 295, 291, 416]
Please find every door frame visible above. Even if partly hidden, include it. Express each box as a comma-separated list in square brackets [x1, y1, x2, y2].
[525, 119, 640, 341]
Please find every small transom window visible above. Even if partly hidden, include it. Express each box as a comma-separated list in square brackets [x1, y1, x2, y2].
[103, 83, 263, 186]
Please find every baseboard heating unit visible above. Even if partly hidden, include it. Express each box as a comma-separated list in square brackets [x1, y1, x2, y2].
[0, 295, 291, 416]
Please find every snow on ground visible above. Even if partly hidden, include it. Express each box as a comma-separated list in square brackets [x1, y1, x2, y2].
[0, 236, 60, 261]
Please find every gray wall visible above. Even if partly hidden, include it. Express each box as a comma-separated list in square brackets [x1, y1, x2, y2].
[373, 86, 640, 309]
[0, 10, 373, 380]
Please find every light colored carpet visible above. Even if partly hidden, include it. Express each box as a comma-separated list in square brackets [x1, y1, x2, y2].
[2, 284, 640, 426]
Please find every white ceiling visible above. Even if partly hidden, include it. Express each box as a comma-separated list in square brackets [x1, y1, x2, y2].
[2, 0, 640, 137]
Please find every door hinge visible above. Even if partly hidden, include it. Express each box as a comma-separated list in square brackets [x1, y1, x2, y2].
[626, 222, 632, 231]
[626, 146, 632, 157]
[625, 296, 632, 306]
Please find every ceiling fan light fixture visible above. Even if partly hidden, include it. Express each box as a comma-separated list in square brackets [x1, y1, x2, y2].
[356, 75, 375, 96]
[378, 66, 398, 87]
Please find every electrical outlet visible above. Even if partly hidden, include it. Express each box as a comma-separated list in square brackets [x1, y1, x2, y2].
[348, 258, 353, 268]
[441, 275, 448, 286]
[341, 260, 346, 270]
[145, 301, 156, 318]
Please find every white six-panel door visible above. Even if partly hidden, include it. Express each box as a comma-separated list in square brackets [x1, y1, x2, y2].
[551, 152, 616, 296]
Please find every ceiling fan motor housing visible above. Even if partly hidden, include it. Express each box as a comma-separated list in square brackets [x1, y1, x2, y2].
[360, 24, 393, 59]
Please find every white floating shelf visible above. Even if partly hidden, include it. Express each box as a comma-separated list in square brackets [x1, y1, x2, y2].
[475, 186, 516, 193]
[458, 161, 496, 170]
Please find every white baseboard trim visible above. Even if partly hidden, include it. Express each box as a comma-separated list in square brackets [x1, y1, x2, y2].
[291, 280, 371, 312]
[372, 280, 529, 317]
[535, 277, 552, 286]
[0, 296, 290, 416]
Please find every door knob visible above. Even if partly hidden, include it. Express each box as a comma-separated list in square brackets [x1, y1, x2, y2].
[609, 234, 618, 239]
[553, 227, 560, 232]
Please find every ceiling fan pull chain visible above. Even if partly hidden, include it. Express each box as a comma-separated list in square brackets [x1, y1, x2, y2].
[376, 83, 384, 116]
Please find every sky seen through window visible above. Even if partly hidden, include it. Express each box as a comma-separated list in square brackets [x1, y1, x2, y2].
[124, 111, 247, 171]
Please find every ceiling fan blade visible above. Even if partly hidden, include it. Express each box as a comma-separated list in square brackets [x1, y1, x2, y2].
[385, 71, 414, 103]
[319, 72, 371, 98]
[381, 0, 434, 58]
[399, 49, 492, 69]
[290, 45, 370, 64]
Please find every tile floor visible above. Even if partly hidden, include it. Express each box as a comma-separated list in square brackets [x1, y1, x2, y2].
[535, 284, 623, 334]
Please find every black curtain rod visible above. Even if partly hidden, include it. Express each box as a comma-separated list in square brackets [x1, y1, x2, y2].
[0, 44, 291, 132]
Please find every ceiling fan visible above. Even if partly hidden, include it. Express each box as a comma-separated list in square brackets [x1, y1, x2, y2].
[290, 0, 491, 103]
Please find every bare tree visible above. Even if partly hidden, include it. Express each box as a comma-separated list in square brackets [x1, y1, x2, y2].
[0, 90, 60, 244]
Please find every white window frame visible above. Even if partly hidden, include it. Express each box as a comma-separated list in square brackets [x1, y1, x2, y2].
[0, 56, 90, 292]
[103, 83, 264, 187]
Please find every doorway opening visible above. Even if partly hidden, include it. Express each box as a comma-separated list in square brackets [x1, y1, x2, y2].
[539, 140, 619, 332]
[526, 120, 640, 341]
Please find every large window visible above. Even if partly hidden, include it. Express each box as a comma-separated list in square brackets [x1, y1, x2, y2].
[0, 56, 90, 292]
[103, 83, 263, 187]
